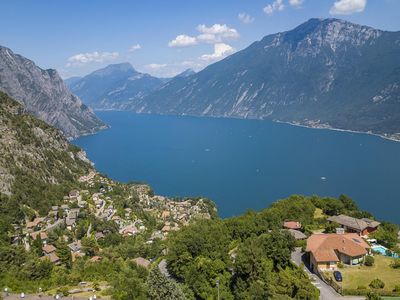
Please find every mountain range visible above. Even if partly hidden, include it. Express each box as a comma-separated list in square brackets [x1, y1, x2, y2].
[66, 63, 172, 110]
[0, 46, 106, 140]
[69, 18, 400, 139]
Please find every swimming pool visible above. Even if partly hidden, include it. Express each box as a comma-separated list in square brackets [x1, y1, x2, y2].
[372, 245, 399, 258]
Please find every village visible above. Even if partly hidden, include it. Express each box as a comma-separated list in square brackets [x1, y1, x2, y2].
[5, 170, 400, 299]
[11, 171, 216, 268]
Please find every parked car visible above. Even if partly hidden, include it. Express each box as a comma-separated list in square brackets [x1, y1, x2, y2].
[333, 271, 343, 282]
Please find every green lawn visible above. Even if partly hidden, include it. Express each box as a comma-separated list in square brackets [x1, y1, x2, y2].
[340, 256, 400, 292]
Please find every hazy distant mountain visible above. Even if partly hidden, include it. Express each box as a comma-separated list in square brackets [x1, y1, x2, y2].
[66, 63, 166, 110]
[175, 68, 196, 78]
[64, 76, 82, 86]
[0, 46, 106, 139]
[133, 18, 400, 139]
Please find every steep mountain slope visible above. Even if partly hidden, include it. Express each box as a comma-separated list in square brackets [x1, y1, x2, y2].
[175, 68, 196, 78]
[135, 18, 400, 139]
[67, 63, 166, 110]
[0, 91, 92, 222]
[0, 46, 106, 140]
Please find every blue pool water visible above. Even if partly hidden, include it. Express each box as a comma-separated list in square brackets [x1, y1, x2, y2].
[372, 245, 399, 258]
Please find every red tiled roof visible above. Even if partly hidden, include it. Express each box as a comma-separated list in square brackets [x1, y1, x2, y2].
[307, 233, 370, 263]
[283, 221, 301, 230]
[43, 244, 56, 254]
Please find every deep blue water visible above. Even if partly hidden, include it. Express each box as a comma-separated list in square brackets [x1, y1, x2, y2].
[74, 111, 400, 223]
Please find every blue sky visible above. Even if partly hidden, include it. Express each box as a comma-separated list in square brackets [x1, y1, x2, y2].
[1, 0, 399, 78]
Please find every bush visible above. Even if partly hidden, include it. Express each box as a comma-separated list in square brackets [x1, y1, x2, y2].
[391, 259, 400, 269]
[393, 285, 400, 292]
[366, 291, 383, 300]
[337, 262, 344, 268]
[369, 278, 385, 289]
[364, 256, 375, 266]
[56, 286, 69, 296]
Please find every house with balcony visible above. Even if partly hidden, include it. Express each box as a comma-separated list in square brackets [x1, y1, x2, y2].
[306, 233, 371, 273]
[327, 215, 380, 236]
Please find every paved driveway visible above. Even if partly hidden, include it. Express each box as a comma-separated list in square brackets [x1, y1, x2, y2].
[291, 248, 365, 300]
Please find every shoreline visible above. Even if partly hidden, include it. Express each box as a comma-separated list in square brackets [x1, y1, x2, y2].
[90, 109, 400, 144]
[274, 120, 400, 143]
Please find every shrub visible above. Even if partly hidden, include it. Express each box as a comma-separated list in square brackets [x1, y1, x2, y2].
[369, 278, 385, 289]
[364, 256, 375, 266]
[56, 286, 69, 296]
[337, 262, 344, 269]
[393, 285, 400, 292]
[391, 259, 400, 269]
[366, 291, 383, 300]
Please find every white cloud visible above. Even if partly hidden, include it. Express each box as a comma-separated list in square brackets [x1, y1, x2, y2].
[168, 35, 198, 47]
[129, 44, 141, 52]
[289, 0, 304, 8]
[329, 0, 366, 15]
[181, 61, 197, 67]
[238, 12, 255, 24]
[196, 24, 239, 43]
[200, 43, 235, 62]
[263, 0, 285, 15]
[145, 63, 167, 70]
[66, 51, 119, 67]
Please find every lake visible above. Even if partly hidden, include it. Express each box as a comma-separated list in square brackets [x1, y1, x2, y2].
[74, 111, 400, 223]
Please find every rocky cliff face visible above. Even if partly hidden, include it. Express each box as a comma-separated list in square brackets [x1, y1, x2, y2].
[0, 91, 92, 215]
[0, 46, 106, 139]
[66, 63, 167, 110]
[134, 18, 400, 139]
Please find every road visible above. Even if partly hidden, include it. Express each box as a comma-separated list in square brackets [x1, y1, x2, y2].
[291, 248, 365, 300]
[44, 218, 65, 232]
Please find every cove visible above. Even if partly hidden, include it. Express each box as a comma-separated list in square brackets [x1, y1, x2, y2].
[74, 111, 400, 223]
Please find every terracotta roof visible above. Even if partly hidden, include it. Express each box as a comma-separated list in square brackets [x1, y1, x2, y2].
[30, 231, 48, 240]
[307, 233, 370, 263]
[283, 221, 301, 230]
[89, 256, 102, 262]
[43, 244, 56, 254]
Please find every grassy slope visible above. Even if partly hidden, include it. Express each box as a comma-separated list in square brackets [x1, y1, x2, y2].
[341, 256, 400, 292]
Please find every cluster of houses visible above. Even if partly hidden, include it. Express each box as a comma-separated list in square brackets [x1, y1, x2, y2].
[302, 214, 381, 274]
[280, 214, 383, 274]
[14, 172, 214, 265]
[132, 185, 214, 239]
